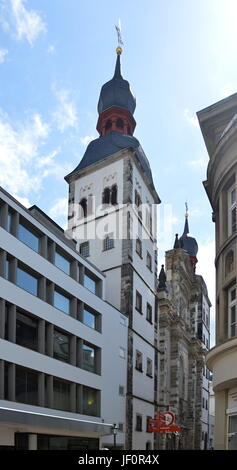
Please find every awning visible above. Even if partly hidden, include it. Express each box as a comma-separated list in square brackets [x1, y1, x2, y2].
[0, 406, 113, 436]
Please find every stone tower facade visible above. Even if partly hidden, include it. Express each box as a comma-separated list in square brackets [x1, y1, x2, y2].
[157, 219, 211, 449]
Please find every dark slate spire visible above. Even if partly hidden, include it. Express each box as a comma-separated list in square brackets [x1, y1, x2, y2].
[113, 52, 122, 79]
[158, 265, 167, 289]
[174, 233, 180, 249]
[97, 48, 136, 115]
[179, 212, 198, 258]
[183, 216, 189, 236]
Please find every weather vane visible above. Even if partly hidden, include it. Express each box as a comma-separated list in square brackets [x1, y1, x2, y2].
[185, 201, 189, 217]
[115, 20, 123, 54]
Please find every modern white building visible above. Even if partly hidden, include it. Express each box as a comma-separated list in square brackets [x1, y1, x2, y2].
[0, 186, 127, 450]
[65, 47, 161, 450]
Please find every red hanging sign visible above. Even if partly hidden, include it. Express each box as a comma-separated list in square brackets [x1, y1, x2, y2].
[148, 412, 181, 433]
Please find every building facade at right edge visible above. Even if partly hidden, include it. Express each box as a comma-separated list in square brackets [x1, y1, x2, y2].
[198, 94, 237, 450]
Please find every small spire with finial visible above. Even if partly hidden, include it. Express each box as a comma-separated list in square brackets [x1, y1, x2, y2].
[174, 233, 180, 249]
[158, 264, 167, 289]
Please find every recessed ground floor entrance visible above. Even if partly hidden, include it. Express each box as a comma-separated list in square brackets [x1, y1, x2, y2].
[15, 433, 99, 450]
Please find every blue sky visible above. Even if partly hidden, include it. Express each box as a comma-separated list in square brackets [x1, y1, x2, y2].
[1, 0, 236, 343]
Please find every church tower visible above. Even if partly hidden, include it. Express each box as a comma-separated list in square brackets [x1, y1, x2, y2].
[65, 47, 161, 450]
[157, 214, 211, 449]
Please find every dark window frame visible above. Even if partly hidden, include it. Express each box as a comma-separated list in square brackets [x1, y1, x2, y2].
[135, 290, 142, 314]
[146, 303, 152, 323]
[146, 252, 152, 271]
[80, 241, 90, 258]
[135, 350, 143, 372]
[135, 414, 143, 432]
[136, 238, 142, 258]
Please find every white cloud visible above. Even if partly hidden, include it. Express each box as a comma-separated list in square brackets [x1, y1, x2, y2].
[190, 208, 203, 217]
[196, 240, 215, 346]
[47, 44, 55, 54]
[184, 108, 199, 128]
[80, 135, 95, 146]
[0, 109, 60, 196]
[53, 89, 78, 132]
[0, 48, 8, 63]
[12, 194, 32, 208]
[187, 156, 208, 169]
[36, 149, 59, 169]
[221, 82, 236, 98]
[49, 197, 68, 219]
[1, 0, 46, 46]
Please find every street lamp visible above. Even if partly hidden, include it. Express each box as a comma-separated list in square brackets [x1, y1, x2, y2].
[113, 423, 118, 449]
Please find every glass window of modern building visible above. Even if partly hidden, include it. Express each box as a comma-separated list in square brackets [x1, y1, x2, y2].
[54, 290, 70, 314]
[7, 212, 13, 233]
[15, 366, 38, 406]
[55, 250, 70, 275]
[16, 311, 38, 351]
[83, 307, 96, 329]
[82, 386, 99, 416]
[84, 273, 96, 294]
[53, 329, 70, 363]
[16, 266, 38, 296]
[82, 343, 95, 372]
[53, 378, 71, 412]
[5, 257, 9, 280]
[18, 223, 40, 252]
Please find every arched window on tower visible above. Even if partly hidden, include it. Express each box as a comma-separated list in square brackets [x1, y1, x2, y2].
[135, 190, 142, 207]
[116, 118, 124, 130]
[87, 195, 93, 216]
[79, 198, 87, 218]
[225, 250, 234, 276]
[102, 187, 110, 204]
[127, 125, 131, 135]
[105, 119, 112, 133]
[111, 184, 118, 205]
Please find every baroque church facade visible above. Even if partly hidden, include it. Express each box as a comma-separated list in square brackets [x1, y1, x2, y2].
[65, 47, 210, 449]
